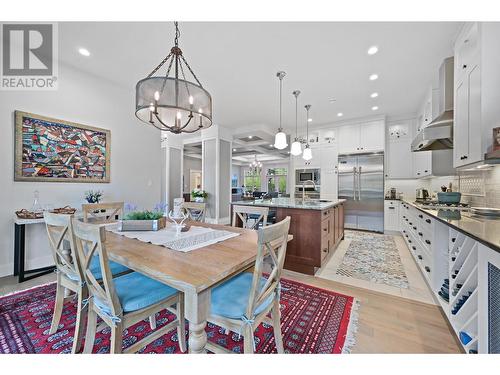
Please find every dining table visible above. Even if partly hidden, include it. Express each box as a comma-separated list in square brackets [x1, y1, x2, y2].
[104, 221, 262, 353]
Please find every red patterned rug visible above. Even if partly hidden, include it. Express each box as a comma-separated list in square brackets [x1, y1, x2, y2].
[0, 277, 358, 354]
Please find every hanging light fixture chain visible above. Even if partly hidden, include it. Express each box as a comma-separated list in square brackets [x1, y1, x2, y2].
[174, 21, 180, 47]
[180, 55, 203, 87]
[146, 52, 172, 78]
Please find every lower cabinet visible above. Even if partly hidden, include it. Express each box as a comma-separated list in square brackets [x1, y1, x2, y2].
[281, 203, 345, 275]
[399, 201, 498, 353]
[384, 200, 400, 231]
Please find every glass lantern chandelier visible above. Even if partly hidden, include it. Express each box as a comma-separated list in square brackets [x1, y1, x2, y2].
[273, 71, 288, 150]
[290, 90, 302, 156]
[302, 105, 313, 161]
[135, 22, 212, 134]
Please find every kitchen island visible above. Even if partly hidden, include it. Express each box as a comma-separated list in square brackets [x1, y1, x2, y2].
[231, 198, 345, 275]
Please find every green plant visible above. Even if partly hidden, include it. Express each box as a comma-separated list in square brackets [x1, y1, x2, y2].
[84, 190, 103, 203]
[191, 189, 208, 199]
[123, 210, 164, 221]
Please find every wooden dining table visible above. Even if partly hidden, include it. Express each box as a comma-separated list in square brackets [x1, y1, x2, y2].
[104, 221, 260, 353]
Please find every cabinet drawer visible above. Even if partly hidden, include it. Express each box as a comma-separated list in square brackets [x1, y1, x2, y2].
[321, 209, 332, 220]
[321, 219, 330, 236]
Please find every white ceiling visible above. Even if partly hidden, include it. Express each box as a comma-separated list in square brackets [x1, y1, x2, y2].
[59, 22, 461, 135]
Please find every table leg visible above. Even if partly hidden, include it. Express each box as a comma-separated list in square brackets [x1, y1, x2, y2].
[14, 224, 25, 281]
[185, 289, 210, 354]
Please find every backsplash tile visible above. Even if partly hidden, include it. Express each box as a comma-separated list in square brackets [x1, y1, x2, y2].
[460, 166, 500, 208]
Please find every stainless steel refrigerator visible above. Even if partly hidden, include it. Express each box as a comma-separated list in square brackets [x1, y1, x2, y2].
[338, 153, 384, 233]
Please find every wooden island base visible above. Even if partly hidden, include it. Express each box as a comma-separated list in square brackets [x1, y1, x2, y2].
[277, 205, 344, 275]
[231, 200, 345, 276]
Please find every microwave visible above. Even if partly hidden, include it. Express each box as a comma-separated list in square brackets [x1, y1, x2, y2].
[295, 169, 320, 185]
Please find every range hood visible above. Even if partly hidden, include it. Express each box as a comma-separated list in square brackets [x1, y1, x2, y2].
[411, 57, 454, 152]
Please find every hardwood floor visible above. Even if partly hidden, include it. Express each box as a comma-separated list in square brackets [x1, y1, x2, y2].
[0, 268, 462, 353]
[283, 270, 463, 353]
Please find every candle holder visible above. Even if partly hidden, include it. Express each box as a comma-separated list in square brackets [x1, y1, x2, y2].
[168, 210, 188, 236]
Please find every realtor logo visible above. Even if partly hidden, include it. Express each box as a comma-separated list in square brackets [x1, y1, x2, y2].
[1, 23, 58, 90]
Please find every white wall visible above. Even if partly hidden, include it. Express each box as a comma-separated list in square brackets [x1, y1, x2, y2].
[183, 156, 202, 193]
[0, 63, 162, 277]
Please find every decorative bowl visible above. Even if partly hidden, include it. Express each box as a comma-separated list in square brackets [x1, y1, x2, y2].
[437, 192, 462, 204]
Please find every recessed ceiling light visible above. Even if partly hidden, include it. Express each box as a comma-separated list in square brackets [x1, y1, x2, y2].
[337, 112, 343, 117]
[308, 118, 312, 122]
[372, 106, 379, 111]
[78, 47, 90, 57]
[328, 98, 336, 103]
[369, 74, 378, 81]
[248, 135, 253, 139]
[232, 148, 236, 152]
[269, 144, 274, 147]
[370, 92, 379, 98]
[367, 46, 378, 55]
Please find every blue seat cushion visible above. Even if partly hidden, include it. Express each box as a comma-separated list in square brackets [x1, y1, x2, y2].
[65, 255, 129, 282]
[89, 255, 129, 280]
[211, 273, 275, 320]
[94, 272, 179, 314]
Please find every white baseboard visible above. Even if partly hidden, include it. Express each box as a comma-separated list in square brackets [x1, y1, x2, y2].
[0, 255, 54, 278]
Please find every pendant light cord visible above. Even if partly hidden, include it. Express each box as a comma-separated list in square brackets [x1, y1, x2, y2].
[279, 77, 283, 131]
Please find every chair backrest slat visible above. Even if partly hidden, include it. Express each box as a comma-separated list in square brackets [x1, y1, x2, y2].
[244, 216, 290, 319]
[181, 202, 206, 222]
[232, 205, 269, 229]
[82, 202, 124, 224]
[72, 219, 122, 317]
[44, 212, 82, 281]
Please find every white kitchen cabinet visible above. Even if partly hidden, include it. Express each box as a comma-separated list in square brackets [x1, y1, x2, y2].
[386, 121, 414, 179]
[384, 200, 400, 231]
[320, 145, 338, 200]
[413, 150, 432, 178]
[337, 120, 385, 154]
[453, 22, 500, 168]
[337, 125, 360, 154]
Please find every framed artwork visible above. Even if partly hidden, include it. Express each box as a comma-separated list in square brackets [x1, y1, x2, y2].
[14, 111, 111, 183]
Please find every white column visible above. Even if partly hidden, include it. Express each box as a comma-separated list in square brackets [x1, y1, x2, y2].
[201, 125, 233, 224]
[161, 132, 184, 212]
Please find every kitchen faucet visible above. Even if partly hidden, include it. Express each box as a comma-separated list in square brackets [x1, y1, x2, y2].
[301, 180, 316, 202]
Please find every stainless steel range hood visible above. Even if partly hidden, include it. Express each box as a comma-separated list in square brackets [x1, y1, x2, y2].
[411, 57, 454, 152]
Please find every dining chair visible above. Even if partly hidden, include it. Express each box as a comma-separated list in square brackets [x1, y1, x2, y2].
[232, 205, 269, 229]
[82, 202, 124, 224]
[44, 212, 132, 353]
[206, 216, 291, 354]
[181, 202, 206, 222]
[72, 219, 186, 354]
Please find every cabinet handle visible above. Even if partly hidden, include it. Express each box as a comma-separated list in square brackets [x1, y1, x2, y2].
[424, 170, 428, 173]
[413, 226, 417, 230]
[425, 266, 431, 273]
[418, 255, 423, 260]
[418, 215, 423, 218]
[409, 240, 412, 243]
[389, 207, 395, 210]
[412, 246, 417, 251]
[323, 228, 327, 232]
[323, 248, 328, 253]
[451, 238, 456, 242]
[463, 64, 467, 69]
[417, 172, 421, 175]
[418, 232, 423, 236]
[426, 219, 431, 224]
[425, 240, 431, 245]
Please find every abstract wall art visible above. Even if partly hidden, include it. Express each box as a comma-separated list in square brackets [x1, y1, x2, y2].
[14, 111, 111, 182]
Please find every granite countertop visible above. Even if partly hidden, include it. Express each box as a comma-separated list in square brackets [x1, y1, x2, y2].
[231, 198, 345, 211]
[403, 200, 500, 252]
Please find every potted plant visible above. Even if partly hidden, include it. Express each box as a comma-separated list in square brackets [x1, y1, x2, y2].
[191, 188, 208, 203]
[121, 205, 167, 231]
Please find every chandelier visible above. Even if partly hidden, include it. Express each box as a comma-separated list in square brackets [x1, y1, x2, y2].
[273, 71, 288, 150]
[249, 155, 263, 174]
[135, 22, 212, 134]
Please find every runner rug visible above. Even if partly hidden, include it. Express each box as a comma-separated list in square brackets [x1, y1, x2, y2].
[0, 277, 358, 354]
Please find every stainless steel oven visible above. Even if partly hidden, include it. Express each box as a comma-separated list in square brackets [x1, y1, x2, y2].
[295, 168, 320, 185]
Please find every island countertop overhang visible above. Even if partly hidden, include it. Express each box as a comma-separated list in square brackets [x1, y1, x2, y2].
[230, 198, 346, 211]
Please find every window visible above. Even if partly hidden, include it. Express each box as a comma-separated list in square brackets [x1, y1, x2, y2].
[244, 170, 261, 191]
[231, 174, 238, 188]
[266, 167, 287, 193]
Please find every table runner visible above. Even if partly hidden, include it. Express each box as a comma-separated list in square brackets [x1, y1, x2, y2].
[110, 224, 240, 252]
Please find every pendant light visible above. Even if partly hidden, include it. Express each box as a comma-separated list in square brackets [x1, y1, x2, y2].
[135, 22, 212, 134]
[274, 71, 288, 150]
[290, 90, 302, 156]
[302, 104, 313, 161]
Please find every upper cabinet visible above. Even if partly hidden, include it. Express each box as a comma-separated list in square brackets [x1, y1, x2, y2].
[453, 22, 500, 168]
[386, 120, 414, 179]
[337, 120, 385, 154]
